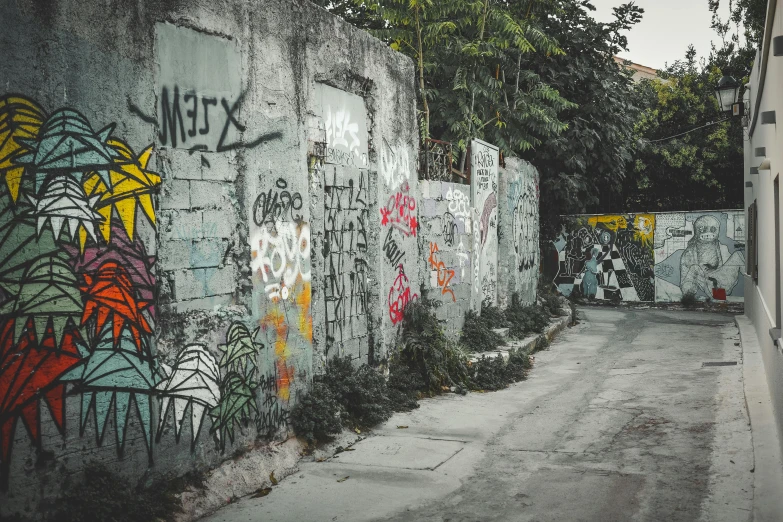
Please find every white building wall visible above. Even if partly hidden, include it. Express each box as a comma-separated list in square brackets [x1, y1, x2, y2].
[744, 0, 783, 457]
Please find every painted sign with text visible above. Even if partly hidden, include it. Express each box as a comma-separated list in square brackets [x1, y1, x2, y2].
[470, 139, 499, 308]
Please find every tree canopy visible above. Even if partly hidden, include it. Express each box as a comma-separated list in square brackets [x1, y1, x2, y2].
[317, 0, 756, 232]
[619, 0, 762, 214]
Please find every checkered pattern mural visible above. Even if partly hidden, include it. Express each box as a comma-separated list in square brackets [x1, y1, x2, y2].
[552, 215, 654, 302]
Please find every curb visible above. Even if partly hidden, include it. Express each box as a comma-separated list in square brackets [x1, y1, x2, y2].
[734, 314, 783, 521]
[184, 307, 576, 521]
[469, 305, 574, 363]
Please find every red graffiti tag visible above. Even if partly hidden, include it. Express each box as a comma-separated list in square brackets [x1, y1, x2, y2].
[388, 264, 418, 324]
[428, 243, 456, 301]
[380, 183, 417, 237]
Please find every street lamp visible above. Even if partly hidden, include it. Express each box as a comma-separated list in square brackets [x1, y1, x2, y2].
[714, 75, 741, 116]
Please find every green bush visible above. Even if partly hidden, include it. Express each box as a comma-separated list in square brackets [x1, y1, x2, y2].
[387, 359, 423, 411]
[469, 348, 533, 392]
[505, 294, 550, 339]
[505, 347, 533, 381]
[461, 309, 506, 352]
[681, 290, 698, 309]
[470, 355, 509, 391]
[541, 294, 564, 316]
[290, 381, 342, 443]
[479, 299, 508, 328]
[398, 298, 473, 393]
[321, 356, 392, 429]
[49, 462, 181, 522]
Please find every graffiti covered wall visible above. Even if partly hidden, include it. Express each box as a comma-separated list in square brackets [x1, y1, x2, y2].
[0, 0, 541, 509]
[419, 181, 473, 335]
[0, 0, 420, 514]
[547, 210, 745, 303]
[653, 211, 745, 302]
[470, 139, 500, 309]
[497, 158, 540, 307]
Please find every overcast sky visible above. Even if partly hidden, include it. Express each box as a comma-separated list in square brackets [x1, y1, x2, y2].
[589, 0, 732, 70]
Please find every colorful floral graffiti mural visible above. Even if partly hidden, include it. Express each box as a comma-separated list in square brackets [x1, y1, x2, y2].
[0, 94, 163, 487]
[0, 94, 278, 489]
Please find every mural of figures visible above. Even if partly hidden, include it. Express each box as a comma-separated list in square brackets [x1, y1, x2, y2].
[552, 214, 655, 302]
[547, 210, 745, 303]
[653, 211, 745, 302]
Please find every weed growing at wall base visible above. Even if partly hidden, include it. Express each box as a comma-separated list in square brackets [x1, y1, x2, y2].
[290, 382, 342, 443]
[540, 294, 565, 317]
[461, 295, 554, 351]
[397, 298, 473, 394]
[461, 309, 507, 353]
[48, 462, 181, 522]
[506, 295, 550, 340]
[291, 297, 552, 443]
[291, 356, 417, 444]
[470, 347, 534, 391]
[321, 356, 393, 429]
[681, 291, 698, 309]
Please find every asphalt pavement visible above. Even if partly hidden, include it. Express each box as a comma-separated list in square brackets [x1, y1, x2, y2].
[203, 306, 760, 522]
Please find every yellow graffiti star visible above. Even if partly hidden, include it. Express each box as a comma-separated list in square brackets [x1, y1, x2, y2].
[82, 139, 161, 245]
[0, 95, 45, 202]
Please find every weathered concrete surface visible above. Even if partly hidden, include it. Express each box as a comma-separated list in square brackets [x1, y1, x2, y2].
[497, 157, 539, 308]
[735, 314, 783, 521]
[418, 180, 474, 337]
[470, 304, 571, 363]
[0, 0, 420, 511]
[203, 307, 757, 521]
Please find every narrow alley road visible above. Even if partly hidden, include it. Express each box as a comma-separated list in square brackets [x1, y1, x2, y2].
[203, 306, 754, 522]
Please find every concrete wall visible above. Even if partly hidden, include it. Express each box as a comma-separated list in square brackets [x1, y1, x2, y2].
[419, 181, 473, 336]
[418, 157, 540, 335]
[0, 0, 422, 512]
[743, 0, 783, 459]
[0, 0, 541, 513]
[547, 210, 744, 303]
[498, 158, 540, 307]
[471, 139, 500, 309]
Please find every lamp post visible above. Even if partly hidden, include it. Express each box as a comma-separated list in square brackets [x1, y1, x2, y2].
[714, 75, 742, 116]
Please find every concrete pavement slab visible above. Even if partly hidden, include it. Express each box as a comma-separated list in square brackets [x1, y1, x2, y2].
[332, 435, 465, 470]
[202, 307, 760, 522]
[735, 314, 783, 521]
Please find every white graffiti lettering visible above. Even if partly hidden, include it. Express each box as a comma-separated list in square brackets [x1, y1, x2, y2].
[325, 106, 362, 154]
[445, 187, 471, 219]
[251, 222, 311, 300]
[381, 138, 411, 190]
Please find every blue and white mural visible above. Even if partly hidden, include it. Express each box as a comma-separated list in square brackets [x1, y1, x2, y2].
[653, 211, 745, 302]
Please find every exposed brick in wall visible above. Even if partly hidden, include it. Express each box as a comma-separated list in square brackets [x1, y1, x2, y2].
[0, 0, 540, 514]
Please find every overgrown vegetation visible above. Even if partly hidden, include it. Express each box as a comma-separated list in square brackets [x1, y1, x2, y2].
[540, 294, 565, 317]
[386, 359, 424, 411]
[461, 295, 559, 351]
[396, 297, 473, 394]
[460, 308, 507, 353]
[320, 356, 395, 429]
[681, 290, 698, 309]
[292, 295, 563, 444]
[471, 347, 534, 391]
[506, 295, 550, 340]
[289, 382, 343, 443]
[471, 355, 510, 391]
[49, 462, 182, 522]
[291, 356, 402, 443]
